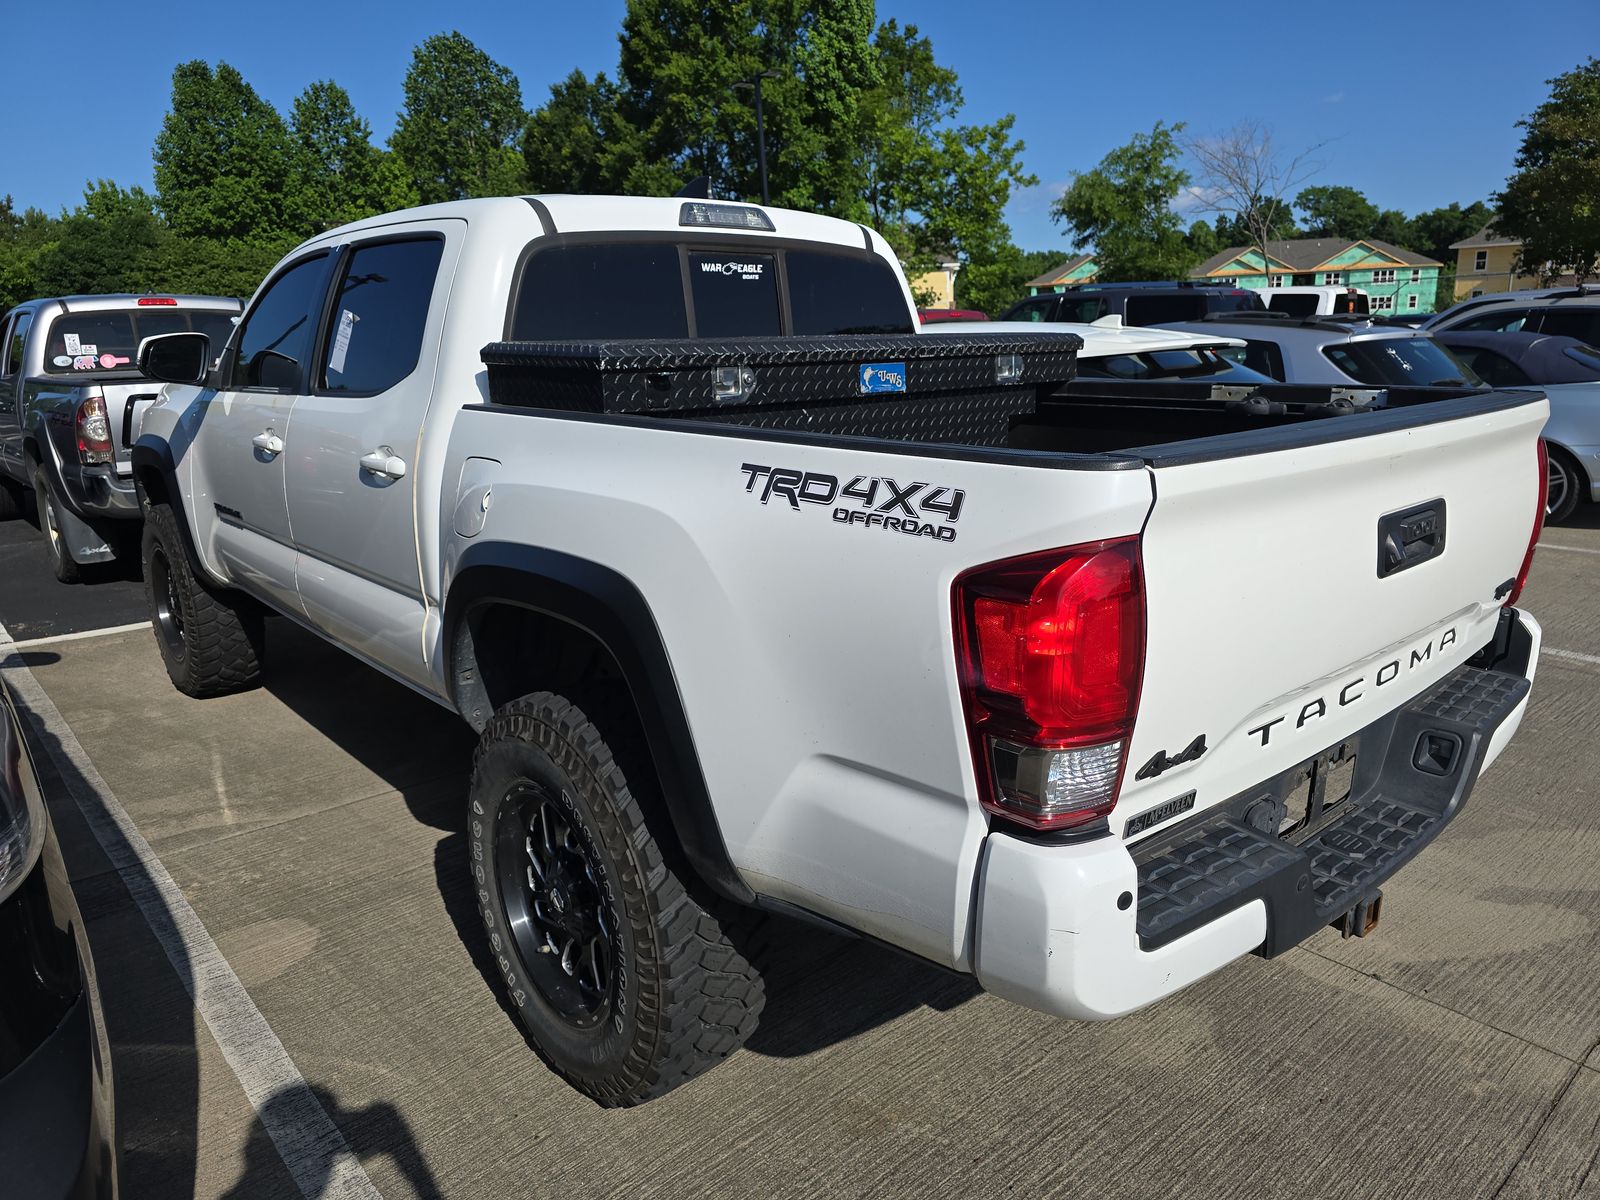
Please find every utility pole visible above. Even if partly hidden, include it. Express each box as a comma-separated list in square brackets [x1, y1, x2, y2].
[734, 69, 782, 205]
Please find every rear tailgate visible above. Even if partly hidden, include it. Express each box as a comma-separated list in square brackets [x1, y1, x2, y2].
[1116, 390, 1547, 838]
[101, 382, 163, 476]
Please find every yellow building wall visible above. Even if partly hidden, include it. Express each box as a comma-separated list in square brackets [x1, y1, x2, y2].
[910, 268, 957, 308]
[1454, 244, 1541, 300]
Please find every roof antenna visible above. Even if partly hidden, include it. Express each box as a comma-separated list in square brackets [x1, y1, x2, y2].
[676, 176, 714, 199]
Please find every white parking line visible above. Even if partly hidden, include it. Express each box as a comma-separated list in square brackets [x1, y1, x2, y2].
[1545, 647, 1600, 668]
[0, 620, 151, 653]
[1539, 542, 1600, 556]
[0, 619, 383, 1200]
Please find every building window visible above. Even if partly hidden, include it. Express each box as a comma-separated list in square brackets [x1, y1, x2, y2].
[1471, 288, 1484, 298]
[1373, 268, 1396, 283]
[1474, 250, 1488, 272]
[1215, 276, 1237, 285]
[1407, 294, 1419, 310]
[1324, 271, 1343, 285]
[1410, 268, 1422, 282]
[1371, 295, 1396, 311]
[1268, 274, 1285, 286]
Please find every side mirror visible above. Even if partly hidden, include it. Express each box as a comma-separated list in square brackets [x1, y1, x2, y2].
[138, 332, 211, 386]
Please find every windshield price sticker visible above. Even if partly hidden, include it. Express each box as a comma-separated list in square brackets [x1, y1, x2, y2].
[859, 362, 906, 394]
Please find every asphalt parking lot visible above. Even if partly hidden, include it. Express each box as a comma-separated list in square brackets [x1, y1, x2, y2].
[2, 507, 1598, 1200]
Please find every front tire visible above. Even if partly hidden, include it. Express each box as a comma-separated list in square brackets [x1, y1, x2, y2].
[33, 467, 81, 584]
[1546, 444, 1584, 525]
[141, 503, 264, 696]
[468, 692, 765, 1106]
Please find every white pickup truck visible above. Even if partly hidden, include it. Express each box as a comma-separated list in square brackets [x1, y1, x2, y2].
[131, 195, 1547, 1107]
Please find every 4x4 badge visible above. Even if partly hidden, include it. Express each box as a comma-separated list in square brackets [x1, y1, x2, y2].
[1135, 735, 1207, 781]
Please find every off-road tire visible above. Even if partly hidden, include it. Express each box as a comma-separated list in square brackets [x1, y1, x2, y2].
[0, 478, 22, 522]
[141, 503, 264, 696]
[33, 467, 81, 584]
[1546, 444, 1584, 525]
[469, 691, 765, 1106]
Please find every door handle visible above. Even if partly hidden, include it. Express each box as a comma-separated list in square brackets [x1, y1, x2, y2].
[251, 431, 284, 456]
[359, 447, 408, 481]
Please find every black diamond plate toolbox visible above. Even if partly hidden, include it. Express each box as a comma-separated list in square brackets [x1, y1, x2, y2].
[479, 333, 1082, 443]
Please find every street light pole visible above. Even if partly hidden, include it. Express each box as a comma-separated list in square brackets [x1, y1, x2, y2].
[735, 69, 781, 206]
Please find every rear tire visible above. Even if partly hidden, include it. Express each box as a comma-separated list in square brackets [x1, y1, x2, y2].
[1546, 444, 1584, 525]
[33, 467, 81, 584]
[0, 478, 22, 522]
[141, 503, 264, 696]
[468, 691, 765, 1106]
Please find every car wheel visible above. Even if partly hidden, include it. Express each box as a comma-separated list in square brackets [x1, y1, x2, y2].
[468, 690, 766, 1106]
[32, 467, 81, 585]
[141, 503, 264, 696]
[1546, 444, 1584, 525]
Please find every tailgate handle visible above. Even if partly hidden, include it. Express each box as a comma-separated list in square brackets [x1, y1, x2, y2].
[1377, 499, 1446, 578]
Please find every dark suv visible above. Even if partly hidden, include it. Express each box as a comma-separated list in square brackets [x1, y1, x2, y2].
[1001, 282, 1265, 327]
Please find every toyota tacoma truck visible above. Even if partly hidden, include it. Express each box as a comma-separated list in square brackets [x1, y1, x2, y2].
[0, 293, 240, 581]
[130, 195, 1546, 1107]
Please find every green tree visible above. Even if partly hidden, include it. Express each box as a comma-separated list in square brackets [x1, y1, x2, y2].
[1371, 208, 1413, 248]
[391, 31, 525, 203]
[291, 80, 415, 229]
[154, 61, 305, 242]
[1407, 200, 1491, 262]
[522, 70, 625, 193]
[0, 196, 57, 310]
[1294, 185, 1378, 240]
[30, 182, 172, 296]
[1497, 57, 1600, 282]
[1052, 122, 1196, 281]
[957, 246, 1059, 316]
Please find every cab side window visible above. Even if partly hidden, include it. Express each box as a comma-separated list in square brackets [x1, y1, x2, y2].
[229, 253, 333, 392]
[4, 312, 31, 376]
[318, 238, 445, 394]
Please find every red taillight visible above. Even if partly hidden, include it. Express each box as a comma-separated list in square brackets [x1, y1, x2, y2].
[137, 296, 177, 306]
[955, 538, 1146, 832]
[75, 394, 113, 465]
[1505, 439, 1548, 608]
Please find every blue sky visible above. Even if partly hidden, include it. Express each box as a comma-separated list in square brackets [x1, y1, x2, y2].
[9, 1, 1599, 252]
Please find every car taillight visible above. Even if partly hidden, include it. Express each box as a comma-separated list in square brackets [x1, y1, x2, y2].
[1504, 439, 1548, 608]
[75, 394, 113, 465]
[954, 538, 1146, 833]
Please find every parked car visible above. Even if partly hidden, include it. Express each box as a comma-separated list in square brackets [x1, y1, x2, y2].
[924, 318, 1275, 385]
[1434, 329, 1600, 522]
[917, 308, 988, 324]
[134, 195, 1544, 1107]
[1259, 285, 1370, 317]
[0, 294, 241, 582]
[1424, 285, 1600, 343]
[1000, 281, 1264, 327]
[0, 678, 117, 1196]
[1165, 313, 1485, 389]
[1422, 284, 1600, 332]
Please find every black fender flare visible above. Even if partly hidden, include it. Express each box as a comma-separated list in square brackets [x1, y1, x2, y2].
[444, 543, 754, 905]
[130, 437, 207, 576]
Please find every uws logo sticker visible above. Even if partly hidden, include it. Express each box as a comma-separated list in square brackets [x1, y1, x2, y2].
[699, 259, 765, 280]
[740, 463, 963, 543]
[859, 362, 906, 394]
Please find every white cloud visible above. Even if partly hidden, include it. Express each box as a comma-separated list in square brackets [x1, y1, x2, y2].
[1322, 91, 1345, 104]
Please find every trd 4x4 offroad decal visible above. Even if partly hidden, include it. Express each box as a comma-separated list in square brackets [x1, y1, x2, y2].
[739, 462, 963, 543]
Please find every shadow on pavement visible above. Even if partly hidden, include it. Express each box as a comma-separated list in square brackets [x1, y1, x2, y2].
[220, 1084, 444, 1200]
[254, 624, 981, 1068]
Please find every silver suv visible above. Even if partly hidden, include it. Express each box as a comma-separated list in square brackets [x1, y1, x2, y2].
[1424, 285, 1600, 342]
[1160, 313, 1482, 389]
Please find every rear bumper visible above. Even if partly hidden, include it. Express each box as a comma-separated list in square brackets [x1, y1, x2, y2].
[54, 463, 140, 522]
[973, 608, 1541, 1021]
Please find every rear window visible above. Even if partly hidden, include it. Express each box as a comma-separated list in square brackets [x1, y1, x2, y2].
[1121, 294, 1206, 326]
[42, 309, 236, 374]
[1322, 338, 1483, 387]
[511, 244, 688, 341]
[1267, 294, 1319, 318]
[786, 250, 912, 334]
[1535, 308, 1600, 344]
[509, 241, 913, 340]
